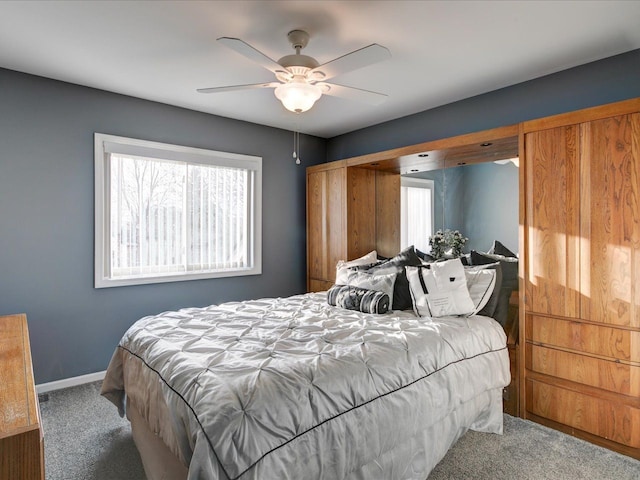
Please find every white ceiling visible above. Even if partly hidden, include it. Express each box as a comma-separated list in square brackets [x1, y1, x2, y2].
[1, 1, 639, 138]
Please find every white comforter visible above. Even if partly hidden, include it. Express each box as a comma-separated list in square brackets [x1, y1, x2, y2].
[102, 292, 510, 480]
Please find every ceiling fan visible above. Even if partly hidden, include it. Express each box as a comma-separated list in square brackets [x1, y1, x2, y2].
[197, 30, 391, 113]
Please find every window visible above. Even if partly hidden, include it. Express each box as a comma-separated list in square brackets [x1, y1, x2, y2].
[401, 177, 434, 253]
[95, 133, 261, 288]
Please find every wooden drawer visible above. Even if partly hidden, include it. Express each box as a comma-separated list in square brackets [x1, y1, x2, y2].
[527, 379, 640, 448]
[526, 314, 640, 362]
[308, 279, 334, 293]
[527, 344, 640, 396]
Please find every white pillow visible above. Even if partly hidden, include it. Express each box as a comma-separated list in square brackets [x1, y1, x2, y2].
[335, 250, 379, 283]
[335, 269, 396, 307]
[336, 250, 378, 270]
[464, 266, 497, 315]
[406, 258, 475, 317]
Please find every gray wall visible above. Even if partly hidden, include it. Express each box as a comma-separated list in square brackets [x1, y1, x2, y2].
[3, 47, 639, 384]
[408, 162, 518, 255]
[0, 68, 326, 384]
[327, 49, 640, 161]
[462, 162, 519, 253]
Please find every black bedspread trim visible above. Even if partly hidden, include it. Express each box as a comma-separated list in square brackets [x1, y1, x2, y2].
[120, 343, 507, 480]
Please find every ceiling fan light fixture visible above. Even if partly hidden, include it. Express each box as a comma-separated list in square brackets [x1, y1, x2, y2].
[274, 81, 322, 113]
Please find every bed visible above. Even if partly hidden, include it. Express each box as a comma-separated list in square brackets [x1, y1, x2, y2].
[101, 290, 510, 480]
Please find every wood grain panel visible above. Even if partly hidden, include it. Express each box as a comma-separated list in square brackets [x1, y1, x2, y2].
[346, 167, 376, 259]
[0, 428, 43, 480]
[375, 171, 400, 258]
[522, 98, 640, 133]
[580, 113, 640, 328]
[306, 171, 327, 284]
[527, 344, 640, 396]
[525, 126, 580, 317]
[526, 314, 640, 362]
[326, 168, 347, 283]
[0, 315, 38, 435]
[0, 314, 44, 480]
[527, 379, 640, 448]
[308, 279, 334, 293]
[518, 122, 527, 416]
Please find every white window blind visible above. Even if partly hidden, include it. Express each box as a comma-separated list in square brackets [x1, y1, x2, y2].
[401, 177, 434, 253]
[95, 133, 261, 288]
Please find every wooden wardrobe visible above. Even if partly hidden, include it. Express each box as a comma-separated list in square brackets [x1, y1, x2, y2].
[521, 98, 640, 459]
[306, 103, 640, 458]
[306, 161, 400, 292]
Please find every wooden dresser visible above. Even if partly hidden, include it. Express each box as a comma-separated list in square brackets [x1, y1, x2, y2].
[0, 313, 45, 480]
[521, 98, 640, 459]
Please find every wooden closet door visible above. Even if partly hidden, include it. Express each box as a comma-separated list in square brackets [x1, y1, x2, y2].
[307, 167, 346, 291]
[580, 113, 640, 328]
[525, 125, 581, 318]
[326, 168, 347, 283]
[307, 170, 328, 285]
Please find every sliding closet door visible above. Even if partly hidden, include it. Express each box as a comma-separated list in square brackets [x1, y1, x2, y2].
[580, 113, 640, 328]
[525, 125, 580, 318]
[307, 166, 346, 292]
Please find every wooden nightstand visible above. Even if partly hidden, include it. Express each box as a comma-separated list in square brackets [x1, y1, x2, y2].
[0, 313, 45, 480]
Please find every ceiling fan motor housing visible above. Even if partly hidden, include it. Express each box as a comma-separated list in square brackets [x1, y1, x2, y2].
[287, 30, 310, 50]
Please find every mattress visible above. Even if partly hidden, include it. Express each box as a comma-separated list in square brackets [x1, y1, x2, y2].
[102, 292, 510, 480]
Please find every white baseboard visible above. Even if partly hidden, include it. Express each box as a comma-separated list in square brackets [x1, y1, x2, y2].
[36, 370, 106, 394]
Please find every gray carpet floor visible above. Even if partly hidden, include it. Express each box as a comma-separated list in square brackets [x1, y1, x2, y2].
[40, 381, 640, 479]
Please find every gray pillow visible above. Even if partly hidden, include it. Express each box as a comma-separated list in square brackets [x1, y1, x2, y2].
[471, 250, 518, 291]
[489, 240, 517, 258]
[366, 246, 423, 310]
[466, 262, 503, 320]
[470, 250, 516, 326]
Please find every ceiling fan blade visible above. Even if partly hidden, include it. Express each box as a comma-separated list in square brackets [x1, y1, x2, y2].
[197, 82, 280, 94]
[317, 82, 388, 105]
[310, 44, 390, 81]
[217, 37, 284, 74]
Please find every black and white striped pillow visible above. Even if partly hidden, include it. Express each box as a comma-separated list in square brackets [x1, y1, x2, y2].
[334, 269, 396, 307]
[327, 285, 391, 314]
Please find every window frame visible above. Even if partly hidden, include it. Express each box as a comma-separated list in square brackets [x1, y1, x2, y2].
[400, 176, 435, 253]
[94, 133, 262, 288]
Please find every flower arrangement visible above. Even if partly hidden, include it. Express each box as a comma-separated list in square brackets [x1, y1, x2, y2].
[428, 229, 468, 259]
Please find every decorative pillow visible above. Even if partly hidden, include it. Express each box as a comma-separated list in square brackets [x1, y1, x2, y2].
[470, 250, 517, 326]
[327, 285, 390, 314]
[366, 245, 423, 310]
[470, 262, 503, 319]
[470, 250, 518, 291]
[334, 269, 396, 306]
[488, 240, 517, 258]
[464, 265, 498, 315]
[415, 248, 437, 263]
[336, 250, 378, 271]
[406, 258, 475, 317]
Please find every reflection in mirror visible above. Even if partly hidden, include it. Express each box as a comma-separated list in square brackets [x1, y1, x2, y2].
[401, 159, 519, 255]
[400, 177, 435, 253]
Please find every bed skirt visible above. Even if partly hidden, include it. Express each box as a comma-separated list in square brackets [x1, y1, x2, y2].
[126, 385, 504, 480]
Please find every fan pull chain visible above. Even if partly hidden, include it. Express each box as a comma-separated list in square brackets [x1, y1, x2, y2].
[293, 130, 301, 165]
